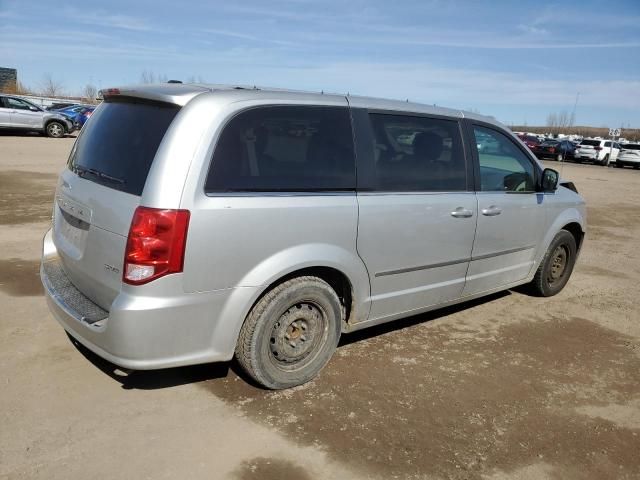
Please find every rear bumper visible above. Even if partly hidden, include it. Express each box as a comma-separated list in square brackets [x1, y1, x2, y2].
[617, 157, 640, 166]
[41, 228, 258, 370]
[575, 153, 598, 160]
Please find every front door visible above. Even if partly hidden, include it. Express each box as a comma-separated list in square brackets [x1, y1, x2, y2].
[463, 123, 546, 296]
[353, 110, 477, 322]
[5, 97, 43, 128]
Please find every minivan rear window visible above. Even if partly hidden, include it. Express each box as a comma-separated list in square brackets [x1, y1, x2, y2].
[205, 106, 355, 193]
[68, 99, 180, 196]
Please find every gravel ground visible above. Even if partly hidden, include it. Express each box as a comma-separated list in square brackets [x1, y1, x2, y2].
[1, 134, 639, 480]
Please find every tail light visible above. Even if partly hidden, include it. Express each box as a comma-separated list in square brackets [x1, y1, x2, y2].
[594, 146, 602, 151]
[123, 207, 190, 285]
[549, 147, 555, 153]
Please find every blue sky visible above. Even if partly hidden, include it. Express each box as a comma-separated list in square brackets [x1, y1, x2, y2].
[1, 0, 639, 127]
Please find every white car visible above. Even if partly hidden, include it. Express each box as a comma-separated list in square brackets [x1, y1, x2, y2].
[574, 139, 620, 166]
[616, 143, 640, 169]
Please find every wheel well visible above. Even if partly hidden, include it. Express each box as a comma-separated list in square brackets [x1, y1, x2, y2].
[45, 119, 66, 132]
[562, 222, 584, 251]
[257, 267, 354, 325]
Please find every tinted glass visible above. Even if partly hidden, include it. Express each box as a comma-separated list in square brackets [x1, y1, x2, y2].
[206, 106, 355, 192]
[366, 114, 466, 191]
[581, 140, 600, 146]
[623, 144, 640, 150]
[604, 141, 611, 147]
[474, 126, 536, 192]
[68, 99, 180, 195]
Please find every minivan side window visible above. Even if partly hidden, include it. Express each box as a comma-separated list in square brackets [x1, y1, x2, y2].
[366, 114, 467, 192]
[474, 126, 536, 193]
[205, 106, 355, 193]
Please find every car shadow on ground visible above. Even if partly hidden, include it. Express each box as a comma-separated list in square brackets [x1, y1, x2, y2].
[67, 290, 512, 391]
[0, 130, 76, 138]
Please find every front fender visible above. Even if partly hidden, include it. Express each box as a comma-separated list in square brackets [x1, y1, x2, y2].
[535, 205, 586, 269]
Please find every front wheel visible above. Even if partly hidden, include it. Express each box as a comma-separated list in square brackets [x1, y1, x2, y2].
[528, 230, 577, 297]
[45, 121, 65, 138]
[235, 276, 343, 389]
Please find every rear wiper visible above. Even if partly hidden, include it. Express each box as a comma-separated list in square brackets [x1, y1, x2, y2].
[74, 165, 125, 185]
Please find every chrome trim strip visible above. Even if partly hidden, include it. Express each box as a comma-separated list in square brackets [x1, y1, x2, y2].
[374, 245, 536, 277]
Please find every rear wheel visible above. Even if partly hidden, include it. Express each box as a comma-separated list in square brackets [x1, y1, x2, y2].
[616, 161, 624, 168]
[528, 230, 577, 297]
[45, 121, 65, 138]
[235, 276, 342, 389]
[556, 153, 563, 162]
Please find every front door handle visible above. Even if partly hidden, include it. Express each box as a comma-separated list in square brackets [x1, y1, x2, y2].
[451, 207, 474, 218]
[481, 205, 502, 216]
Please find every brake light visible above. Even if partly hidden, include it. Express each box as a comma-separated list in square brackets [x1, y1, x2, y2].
[594, 146, 602, 151]
[123, 207, 190, 285]
[549, 147, 555, 153]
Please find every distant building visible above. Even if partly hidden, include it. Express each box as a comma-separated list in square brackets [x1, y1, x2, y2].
[0, 67, 18, 92]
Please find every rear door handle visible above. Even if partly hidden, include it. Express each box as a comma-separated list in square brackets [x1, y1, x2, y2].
[451, 207, 473, 218]
[481, 205, 502, 216]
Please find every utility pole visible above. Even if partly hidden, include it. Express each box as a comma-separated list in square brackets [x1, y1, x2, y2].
[570, 92, 579, 128]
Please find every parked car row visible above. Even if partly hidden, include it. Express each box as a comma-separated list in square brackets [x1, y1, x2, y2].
[48, 103, 96, 129]
[0, 94, 95, 137]
[0, 94, 75, 138]
[521, 134, 638, 169]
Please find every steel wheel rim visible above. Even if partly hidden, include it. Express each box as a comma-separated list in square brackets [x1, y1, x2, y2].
[268, 301, 328, 371]
[548, 245, 568, 285]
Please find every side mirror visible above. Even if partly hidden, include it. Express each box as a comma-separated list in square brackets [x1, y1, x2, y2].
[541, 168, 559, 192]
[29, 106, 39, 112]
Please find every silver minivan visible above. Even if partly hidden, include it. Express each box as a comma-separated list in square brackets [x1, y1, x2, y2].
[41, 84, 586, 389]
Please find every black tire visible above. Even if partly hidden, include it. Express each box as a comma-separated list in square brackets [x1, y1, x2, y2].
[634, 165, 640, 170]
[600, 154, 609, 166]
[45, 121, 65, 138]
[616, 161, 624, 168]
[528, 230, 577, 297]
[235, 276, 342, 389]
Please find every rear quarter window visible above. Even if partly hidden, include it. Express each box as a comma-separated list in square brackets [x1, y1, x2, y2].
[68, 99, 180, 196]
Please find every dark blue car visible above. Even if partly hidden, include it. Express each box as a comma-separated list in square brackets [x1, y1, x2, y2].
[57, 105, 96, 128]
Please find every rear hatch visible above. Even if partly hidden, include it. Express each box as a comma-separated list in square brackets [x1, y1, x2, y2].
[577, 140, 600, 152]
[619, 144, 640, 159]
[52, 98, 180, 310]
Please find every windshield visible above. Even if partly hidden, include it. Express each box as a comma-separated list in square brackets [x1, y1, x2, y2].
[67, 99, 180, 195]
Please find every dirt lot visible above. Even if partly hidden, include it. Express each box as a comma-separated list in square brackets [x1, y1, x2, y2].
[1, 134, 639, 480]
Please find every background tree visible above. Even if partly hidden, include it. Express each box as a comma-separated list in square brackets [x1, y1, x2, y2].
[83, 84, 98, 104]
[40, 73, 64, 96]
